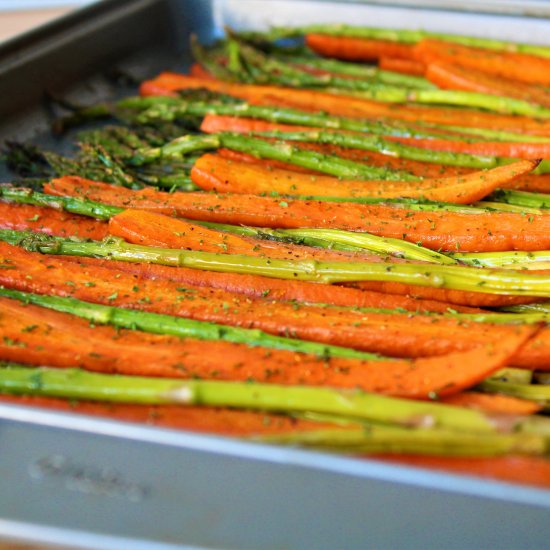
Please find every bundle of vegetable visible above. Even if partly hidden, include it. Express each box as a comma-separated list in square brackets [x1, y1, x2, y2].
[3, 24, 550, 490]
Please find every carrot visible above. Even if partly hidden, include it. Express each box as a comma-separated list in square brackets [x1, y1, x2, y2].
[390, 135, 550, 160]
[441, 392, 542, 415]
[376, 454, 550, 489]
[510, 328, 550, 370]
[415, 39, 550, 87]
[202, 115, 550, 191]
[306, 33, 416, 61]
[200, 114, 313, 135]
[0, 202, 108, 240]
[45, 176, 550, 253]
[191, 153, 537, 204]
[0, 242, 543, 364]
[189, 62, 216, 80]
[140, 73, 550, 136]
[109, 208, 384, 263]
[0, 296, 533, 397]
[344, 280, 538, 309]
[379, 56, 426, 76]
[426, 62, 550, 109]
[0, 394, 328, 437]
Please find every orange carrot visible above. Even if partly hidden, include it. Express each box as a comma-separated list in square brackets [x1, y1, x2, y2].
[415, 39, 550, 87]
[510, 328, 550, 370]
[441, 392, 542, 415]
[200, 113, 312, 135]
[344, 280, 538, 309]
[306, 33, 416, 61]
[109, 208, 384, 263]
[379, 56, 426, 76]
[140, 73, 550, 136]
[390, 135, 550, 160]
[426, 62, 550, 108]
[0, 394, 329, 437]
[189, 62, 216, 80]
[44, 176, 550, 252]
[0, 242, 543, 365]
[376, 454, 550, 489]
[0, 202, 108, 240]
[0, 296, 533, 397]
[191, 153, 537, 204]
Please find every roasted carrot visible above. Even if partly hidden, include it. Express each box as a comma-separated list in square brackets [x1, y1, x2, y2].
[0, 394, 329, 436]
[189, 62, 216, 80]
[345, 280, 538, 309]
[0, 296, 533, 397]
[509, 328, 550, 370]
[109, 208, 385, 263]
[441, 392, 542, 415]
[379, 56, 426, 76]
[0, 202, 108, 240]
[45, 176, 550, 252]
[0, 242, 543, 364]
[200, 114, 312, 135]
[390, 135, 550, 160]
[377, 454, 550, 489]
[140, 73, 550, 136]
[306, 33, 416, 61]
[415, 39, 550, 87]
[191, 153, 537, 204]
[426, 62, 550, 109]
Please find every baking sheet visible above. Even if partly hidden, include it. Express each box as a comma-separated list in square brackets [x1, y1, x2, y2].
[0, 1, 550, 548]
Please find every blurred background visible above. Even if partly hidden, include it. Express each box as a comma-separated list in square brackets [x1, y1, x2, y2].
[0, 0, 94, 42]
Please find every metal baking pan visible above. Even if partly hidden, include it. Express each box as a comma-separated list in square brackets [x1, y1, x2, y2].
[1, 1, 550, 548]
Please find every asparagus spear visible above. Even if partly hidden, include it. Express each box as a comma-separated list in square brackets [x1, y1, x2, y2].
[451, 251, 550, 270]
[3, 363, 548, 454]
[276, 228, 456, 264]
[207, 222, 456, 264]
[489, 189, 550, 209]
[499, 302, 550, 314]
[0, 186, 123, 220]
[258, 425, 546, 457]
[339, 87, 550, 119]
[0, 363, 502, 433]
[5, 230, 550, 296]
[254, 130, 500, 169]
[279, 54, 434, 90]
[240, 25, 550, 59]
[0, 288, 382, 361]
[130, 132, 420, 181]
[479, 378, 550, 409]
[0, 183, 491, 218]
[474, 201, 543, 215]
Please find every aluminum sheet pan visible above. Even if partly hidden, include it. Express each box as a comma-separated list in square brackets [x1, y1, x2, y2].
[0, 1, 549, 548]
